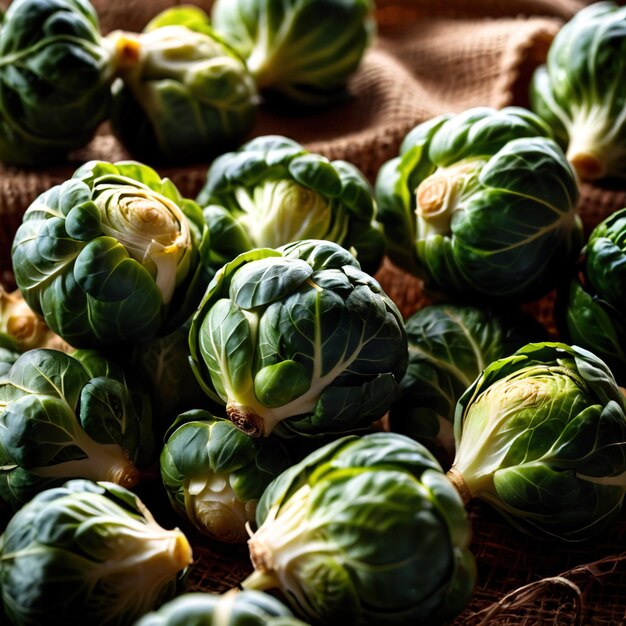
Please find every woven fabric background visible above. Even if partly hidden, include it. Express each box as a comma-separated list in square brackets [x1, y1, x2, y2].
[2, 0, 626, 623]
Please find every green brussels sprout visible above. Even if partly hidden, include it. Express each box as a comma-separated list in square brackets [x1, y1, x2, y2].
[448, 342, 626, 541]
[0, 479, 192, 626]
[389, 303, 547, 468]
[106, 6, 258, 164]
[135, 590, 309, 626]
[124, 324, 216, 438]
[375, 106, 583, 302]
[530, 2, 626, 181]
[242, 432, 475, 625]
[11, 160, 209, 348]
[189, 240, 407, 438]
[211, 0, 375, 105]
[0, 0, 116, 165]
[0, 345, 19, 377]
[196, 135, 385, 275]
[0, 348, 153, 509]
[557, 208, 626, 383]
[160, 410, 292, 543]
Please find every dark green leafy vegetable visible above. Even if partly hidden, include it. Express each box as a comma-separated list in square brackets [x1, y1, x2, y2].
[107, 6, 258, 164]
[135, 590, 309, 626]
[11, 160, 209, 348]
[160, 409, 292, 543]
[389, 303, 547, 467]
[449, 342, 626, 541]
[530, 2, 626, 181]
[196, 135, 385, 275]
[211, 0, 375, 105]
[189, 240, 407, 438]
[557, 207, 626, 383]
[124, 324, 215, 438]
[0, 0, 116, 165]
[243, 432, 475, 625]
[375, 106, 583, 302]
[0, 348, 153, 508]
[0, 479, 192, 626]
[0, 345, 19, 377]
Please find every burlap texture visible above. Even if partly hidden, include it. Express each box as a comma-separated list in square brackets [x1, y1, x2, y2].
[2, 0, 626, 623]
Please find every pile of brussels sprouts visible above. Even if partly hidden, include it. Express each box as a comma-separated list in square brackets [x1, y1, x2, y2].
[2, 0, 626, 625]
[0, 0, 375, 166]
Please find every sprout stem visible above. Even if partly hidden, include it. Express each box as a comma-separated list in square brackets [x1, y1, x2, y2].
[172, 533, 193, 570]
[240, 568, 279, 591]
[110, 32, 142, 70]
[447, 467, 472, 506]
[227, 403, 265, 437]
[567, 151, 604, 181]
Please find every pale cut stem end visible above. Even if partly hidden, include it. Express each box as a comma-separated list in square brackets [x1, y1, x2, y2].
[172, 532, 193, 570]
[447, 466, 472, 506]
[567, 151, 604, 181]
[227, 403, 266, 438]
[240, 567, 279, 592]
[111, 31, 142, 70]
[108, 457, 140, 490]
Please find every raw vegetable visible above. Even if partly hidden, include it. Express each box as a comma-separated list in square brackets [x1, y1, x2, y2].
[125, 324, 215, 438]
[189, 239, 407, 438]
[0, 348, 153, 509]
[160, 410, 292, 543]
[107, 6, 258, 164]
[0, 479, 192, 626]
[11, 160, 209, 347]
[375, 106, 583, 302]
[530, 2, 626, 181]
[196, 135, 385, 275]
[557, 207, 626, 383]
[211, 0, 375, 105]
[242, 432, 475, 625]
[448, 342, 626, 541]
[0, 344, 19, 377]
[0, 0, 116, 165]
[0, 286, 71, 354]
[389, 303, 547, 467]
[135, 590, 309, 626]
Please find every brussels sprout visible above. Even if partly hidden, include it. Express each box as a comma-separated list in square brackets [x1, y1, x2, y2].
[557, 208, 626, 383]
[0, 346, 19, 378]
[196, 135, 385, 275]
[448, 342, 626, 541]
[0, 348, 153, 509]
[11, 160, 209, 348]
[0, 0, 116, 165]
[530, 2, 626, 181]
[389, 303, 547, 467]
[135, 590, 308, 626]
[242, 432, 475, 625]
[125, 324, 216, 438]
[0, 286, 72, 354]
[160, 410, 292, 543]
[189, 240, 407, 438]
[375, 106, 583, 302]
[0, 479, 192, 626]
[211, 0, 375, 105]
[106, 7, 258, 164]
